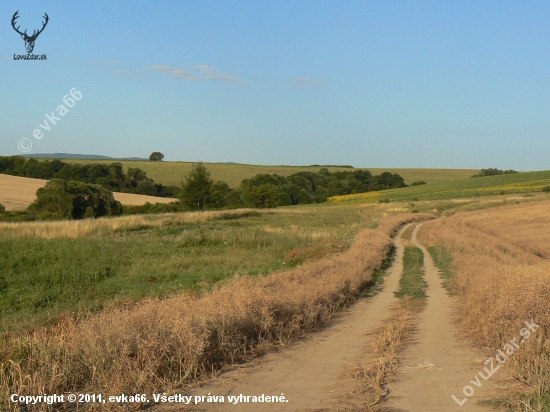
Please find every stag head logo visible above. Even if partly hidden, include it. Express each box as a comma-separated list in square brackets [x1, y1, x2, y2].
[11, 11, 49, 54]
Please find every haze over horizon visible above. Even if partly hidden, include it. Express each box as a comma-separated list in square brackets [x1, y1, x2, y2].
[2, 1, 550, 170]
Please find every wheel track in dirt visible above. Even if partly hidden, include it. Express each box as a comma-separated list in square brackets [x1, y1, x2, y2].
[153, 223, 515, 411]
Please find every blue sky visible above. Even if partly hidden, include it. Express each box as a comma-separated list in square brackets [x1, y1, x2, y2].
[1, 1, 550, 170]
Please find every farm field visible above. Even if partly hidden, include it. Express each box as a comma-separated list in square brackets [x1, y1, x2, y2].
[419, 202, 550, 410]
[1, 193, 549, 410]
[0, 174, 176, 211]
[53, 158, 479, 187]
[0, 201, 433, 410]
[330, 169, 550, 204]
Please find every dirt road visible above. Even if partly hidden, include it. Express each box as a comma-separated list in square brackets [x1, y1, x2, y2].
[155, 223, 513, 411]
[153, 224, 412, 412]
[383, 223, 511, 411]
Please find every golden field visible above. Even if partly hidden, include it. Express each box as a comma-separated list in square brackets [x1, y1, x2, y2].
[0, 174, 176, 211]
[418, 201, 550, 410]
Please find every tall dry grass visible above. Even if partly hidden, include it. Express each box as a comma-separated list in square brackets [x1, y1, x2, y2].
[418, 201, 550, 410]
[0, 209, 262, 239]
[0, 213, 433, 411]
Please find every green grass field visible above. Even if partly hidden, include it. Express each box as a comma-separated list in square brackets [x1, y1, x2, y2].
[330, 170, 550, 204]
[57, 159, 479, 187]
[0, 205, 372, 333]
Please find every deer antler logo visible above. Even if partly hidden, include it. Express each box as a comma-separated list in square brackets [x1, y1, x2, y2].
[11, 11, 49, 54]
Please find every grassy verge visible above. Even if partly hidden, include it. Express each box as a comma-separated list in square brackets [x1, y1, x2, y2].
[361, 245, 396, 298]
[400, 225, 415, 241]
[426, 245, 456, 295]
[394, 246, 427, 299]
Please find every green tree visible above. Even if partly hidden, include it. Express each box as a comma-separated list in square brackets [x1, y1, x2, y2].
[30, 179, 73, 219]
[180, 162, 213, 210]
[149, 152, 164, 161]
[29, 179, 122, 220]
[136, 180, 158, 196]
[67, 181, 122, 219]
[248, 184, 284, 208]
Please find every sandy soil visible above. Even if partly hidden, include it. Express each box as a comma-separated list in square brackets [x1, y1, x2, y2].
[0, 174, 176, 210]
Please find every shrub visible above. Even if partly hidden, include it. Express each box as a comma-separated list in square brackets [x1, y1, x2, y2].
[29, 179, 122, 220]
[542, 185, 550, 193]
[0, 203, 5, 213]
[410, 181, 427, 186]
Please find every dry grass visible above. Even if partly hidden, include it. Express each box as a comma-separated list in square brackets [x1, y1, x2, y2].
[418, 201, 550, 410]
[0, 174, 175, 211]
[0, 209, 261, 239]
[0, 213, 433, 411]
[351, 301, 415, 409]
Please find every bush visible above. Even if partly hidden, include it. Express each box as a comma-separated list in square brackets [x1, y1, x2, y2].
[29, 179, 122, 220]
[0, 203, 5, 213]
[410, 181, 427, 186]
[542, 185, 550, 193]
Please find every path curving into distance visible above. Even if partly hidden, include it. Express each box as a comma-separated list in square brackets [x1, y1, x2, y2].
[153, 223, 513, 411]
[153, 224, 414, 411]
[383, 223, 510, 412]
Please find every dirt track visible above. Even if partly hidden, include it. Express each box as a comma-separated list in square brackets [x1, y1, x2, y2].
[153, 223, 514, 411]
[383, 224, 513, 411]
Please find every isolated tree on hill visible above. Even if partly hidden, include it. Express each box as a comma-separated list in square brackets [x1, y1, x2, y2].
[149, 152, 164, 161]
[180, 162, 213, 210]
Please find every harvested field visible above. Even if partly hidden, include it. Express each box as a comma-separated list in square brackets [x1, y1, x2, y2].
[418, 201, 550, 410]
[0, 174, 176, 211]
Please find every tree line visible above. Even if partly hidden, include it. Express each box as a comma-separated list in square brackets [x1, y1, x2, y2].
[0, 158, 407, 221]
[0, 156, 180, 197]
[174, 162, 406, 210]
[471, 168, 518, 178]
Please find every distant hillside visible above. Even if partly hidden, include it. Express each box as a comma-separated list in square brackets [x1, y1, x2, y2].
[58, 159, 479, 188]
[329, 170, 550, 204]
[24, 153, 148, 161]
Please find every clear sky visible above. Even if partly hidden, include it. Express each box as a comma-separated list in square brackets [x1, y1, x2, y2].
[1, 1, 549, 170]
